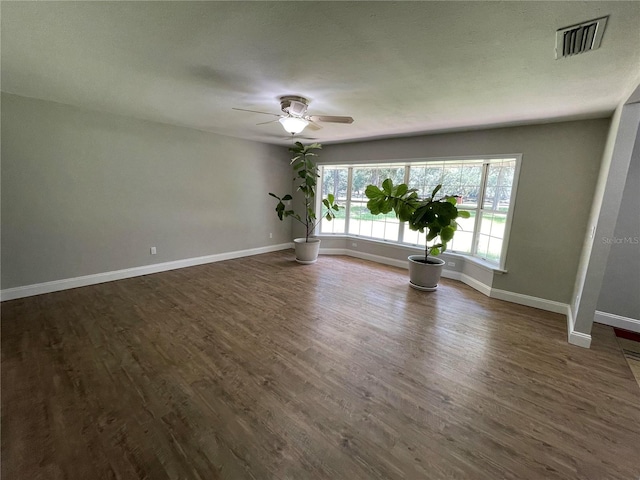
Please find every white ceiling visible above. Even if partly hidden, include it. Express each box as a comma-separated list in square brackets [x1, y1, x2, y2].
[2, 1, 639, 146]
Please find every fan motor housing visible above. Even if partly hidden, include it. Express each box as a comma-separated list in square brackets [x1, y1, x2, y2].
[280, 95, 309, 117]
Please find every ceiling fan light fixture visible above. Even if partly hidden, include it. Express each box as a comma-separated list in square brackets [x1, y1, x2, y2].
[279, 116, 308, 134]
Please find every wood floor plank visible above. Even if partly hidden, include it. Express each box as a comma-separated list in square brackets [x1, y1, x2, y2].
[2, 251, 639, 479]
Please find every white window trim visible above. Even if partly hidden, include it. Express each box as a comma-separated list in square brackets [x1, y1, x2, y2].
[495, 156, 522, 270]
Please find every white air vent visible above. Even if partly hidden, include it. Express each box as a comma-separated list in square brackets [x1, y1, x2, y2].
[556, 16, 608, 59]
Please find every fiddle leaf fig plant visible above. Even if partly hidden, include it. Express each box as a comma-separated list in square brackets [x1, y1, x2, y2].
[269, 142, 341, 241]
[365, 180, 470, 261]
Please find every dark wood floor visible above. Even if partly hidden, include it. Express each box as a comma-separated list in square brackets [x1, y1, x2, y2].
[2, 251, 639, 479]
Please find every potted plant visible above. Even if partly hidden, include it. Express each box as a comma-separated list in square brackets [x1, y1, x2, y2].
[269, 142, 341, 264]
[365, 180, 470, 290]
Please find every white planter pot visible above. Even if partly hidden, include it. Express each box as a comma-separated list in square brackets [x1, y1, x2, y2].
[408, 255, 445, 291]
[294, 238, 321, 264]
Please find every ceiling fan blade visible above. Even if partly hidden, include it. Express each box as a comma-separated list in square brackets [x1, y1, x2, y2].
[310, 115, 354, 124]
[232, 107, 281, 117]
[306, 121, 323, 131]
[256, 119, 280, 125]
[289, 136, 317, 141]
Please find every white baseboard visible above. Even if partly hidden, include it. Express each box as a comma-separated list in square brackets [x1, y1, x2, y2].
[490, 288, 569, 315]
[569, 330, 592, 349]
[320, 248, 409, 270]
[567, 307, 592, 348]
[594, 310, 640, 333]
[443, 270, 493, 297]
[0, 243, 293, 301]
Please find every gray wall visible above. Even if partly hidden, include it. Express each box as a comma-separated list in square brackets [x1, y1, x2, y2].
[0, 92, 614, 308]
[597, 123, 640, 320]
[1, 93, 292, 289]
[317, 119, 610, 304]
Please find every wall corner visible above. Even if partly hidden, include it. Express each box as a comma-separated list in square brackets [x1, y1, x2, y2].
[567, 306, 592, 348]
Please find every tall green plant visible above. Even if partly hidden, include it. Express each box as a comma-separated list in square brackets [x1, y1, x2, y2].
[269, 142, 340, 242]
[365, 180, 470, 260]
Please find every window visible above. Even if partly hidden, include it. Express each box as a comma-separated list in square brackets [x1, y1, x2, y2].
[318, 156, 520, 268]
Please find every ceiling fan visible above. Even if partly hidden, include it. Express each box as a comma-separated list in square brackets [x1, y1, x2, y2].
[233, 95, 354, 135]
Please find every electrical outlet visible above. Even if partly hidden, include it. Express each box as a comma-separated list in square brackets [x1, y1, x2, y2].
[269, 233, 273, 239]
[447, 262, 456, 267]
[150, 246, 157, 255]
[352, 242, 357, 247]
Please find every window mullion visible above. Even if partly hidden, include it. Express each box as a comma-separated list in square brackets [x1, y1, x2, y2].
[398, 164, 411, 243]
[317, 166, 324, 233]
[345, 167, 353, 234]
[472, 162, 489, 256]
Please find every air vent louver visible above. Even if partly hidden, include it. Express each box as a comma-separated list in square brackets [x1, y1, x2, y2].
[556, 16, 608, 59]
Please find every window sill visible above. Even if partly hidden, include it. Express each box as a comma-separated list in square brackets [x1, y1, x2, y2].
[445, 252, 507, 274]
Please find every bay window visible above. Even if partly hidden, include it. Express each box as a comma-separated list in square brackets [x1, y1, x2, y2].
[318, 156, 520, 268]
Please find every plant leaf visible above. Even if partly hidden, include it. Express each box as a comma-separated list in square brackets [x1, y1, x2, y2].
[426, 227, 440, 241]
[440, 225, 455, 242]
[397, 203, 413, 222]
[382, 178, 394, 195]
[365, 185, 383, 199]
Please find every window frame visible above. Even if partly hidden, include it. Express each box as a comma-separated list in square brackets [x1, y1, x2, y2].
[317, 154, 521, 270]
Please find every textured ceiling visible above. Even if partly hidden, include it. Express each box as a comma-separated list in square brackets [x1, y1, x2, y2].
[2, 1, 639, 145]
